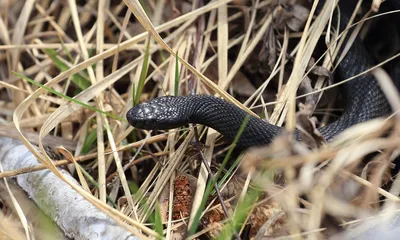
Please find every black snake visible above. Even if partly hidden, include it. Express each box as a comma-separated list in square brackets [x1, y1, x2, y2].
[126, 1, 399, 149]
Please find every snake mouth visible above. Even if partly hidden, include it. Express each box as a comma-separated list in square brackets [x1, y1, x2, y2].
[126, 105, 151, 129]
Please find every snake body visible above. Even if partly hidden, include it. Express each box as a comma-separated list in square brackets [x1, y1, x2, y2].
[126, 2, 397, 149]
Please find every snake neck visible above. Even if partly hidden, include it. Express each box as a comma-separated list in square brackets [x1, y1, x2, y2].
[185, 95, 281, 148]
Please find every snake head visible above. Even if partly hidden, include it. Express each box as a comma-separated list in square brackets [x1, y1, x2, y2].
[126, 96, 189, 130]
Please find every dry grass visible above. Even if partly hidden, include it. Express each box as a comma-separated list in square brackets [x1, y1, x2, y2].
[0, 0, 399, 239]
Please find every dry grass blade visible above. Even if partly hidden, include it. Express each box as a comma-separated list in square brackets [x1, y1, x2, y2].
[0, 163, 31, 240]
[217, 3, 228, 86]
[224, 5, 280, 91]
[14, 107, 155, 238]
[373, 67, 400, 114]
[123, 0, 257, 116]
[1, 0, 400, 239]
[270, 0, 334, 128]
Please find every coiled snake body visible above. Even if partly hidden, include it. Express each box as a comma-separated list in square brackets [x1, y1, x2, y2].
[126, 2, 398, 149]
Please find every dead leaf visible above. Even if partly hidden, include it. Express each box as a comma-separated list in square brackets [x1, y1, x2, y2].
[296, 103, 325, 148]
[274, 1, 309, 31]
[250, 198, 288, 239]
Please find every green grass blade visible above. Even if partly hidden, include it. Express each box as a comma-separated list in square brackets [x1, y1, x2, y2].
[211, 152, 245, 196]
[188, 115, 250, 236]
[13, 72, 126, 122]
[43, 49, 91, 90]
[187, 180, 214, 236]
[132, 186, 164, 239]
[73, 163, 118, 208]
[174, 52, 179, 96]
[81, 123, 98, 154]
[131, 82, 136, 107]
[59, 39, 74, 62]
[134, 36, 151, 105]
[217, 188, 260, 239]
[154, 202, 163, 239]
[215, 115, 250, 181]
